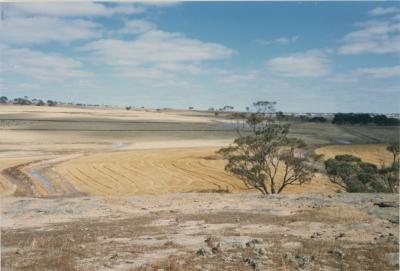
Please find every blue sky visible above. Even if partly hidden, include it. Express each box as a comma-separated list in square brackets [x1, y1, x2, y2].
[1, 2, 399, 113]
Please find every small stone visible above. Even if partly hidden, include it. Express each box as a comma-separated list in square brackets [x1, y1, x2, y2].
[212, 243, 221, 254]
[385, 253, 400, 268]
[330, 248, 345, 258]
[244, 257, 258, 270]
[295, 255, 311, 269]
[246, 238, 263, 248]
[311, 232, 321, 239]
[258, 247, 267, 256]
[196, 248, 207, 256]
[335, 233, 345, 239]
[374, 201, 397, 208]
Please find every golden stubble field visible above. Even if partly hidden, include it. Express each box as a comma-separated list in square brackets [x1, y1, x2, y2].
[54, 147, 339, 196]
[52, 144, 393, 197]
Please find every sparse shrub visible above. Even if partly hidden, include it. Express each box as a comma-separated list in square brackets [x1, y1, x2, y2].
[325, 145, 399, 193]
[0, 96, 8, 104]
[47, 100, 57, 106]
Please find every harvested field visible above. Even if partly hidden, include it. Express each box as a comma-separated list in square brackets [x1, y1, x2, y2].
[54, 148, 337, 196]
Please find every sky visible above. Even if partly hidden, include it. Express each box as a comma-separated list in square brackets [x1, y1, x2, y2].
[0, 2, 399, 113]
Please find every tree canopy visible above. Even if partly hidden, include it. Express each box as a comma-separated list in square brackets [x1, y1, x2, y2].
[218, 108, 320, 194]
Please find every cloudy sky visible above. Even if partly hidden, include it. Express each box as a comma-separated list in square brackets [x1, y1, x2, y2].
[1, 2, 399, 113]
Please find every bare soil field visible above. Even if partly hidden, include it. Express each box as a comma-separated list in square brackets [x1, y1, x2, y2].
[1, 105, 399, 270]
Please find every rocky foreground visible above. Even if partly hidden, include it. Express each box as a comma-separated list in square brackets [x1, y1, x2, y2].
[1, 193, 399, 270]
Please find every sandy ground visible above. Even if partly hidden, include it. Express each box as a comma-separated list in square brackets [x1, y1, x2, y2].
[1, 193, 398, 270]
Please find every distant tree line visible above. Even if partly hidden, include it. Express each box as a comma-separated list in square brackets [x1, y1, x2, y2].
[332, 113, 399, 126]
[0, 96, 107, 108]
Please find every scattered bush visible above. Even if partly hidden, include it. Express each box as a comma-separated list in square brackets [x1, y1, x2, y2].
[325, 143, 399, 193]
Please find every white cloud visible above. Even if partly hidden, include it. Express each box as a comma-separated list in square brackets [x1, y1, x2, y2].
[119, 20, 156, 35]
[82, 30, 235, 66]
[266, 50, 330, 77]
[116, 66, 174, 80]
[0, 17, 102, 44]
[5, 2, 144, 17]
[256, 36, 298, 46]
[333, 65, 400, 82]
[1, 44, 93, 81]
[219, 71, 259, 84]
[337, 15, 400, 54]
[155, 62, 202, 74]
[81, 25, 234, 82]
[369, 7, 400, 16]
[356, 65, 400, 79]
